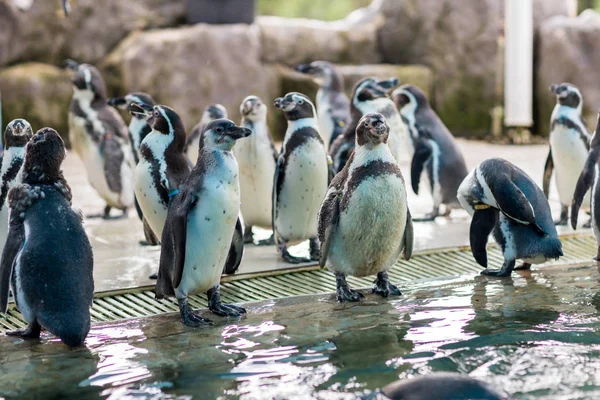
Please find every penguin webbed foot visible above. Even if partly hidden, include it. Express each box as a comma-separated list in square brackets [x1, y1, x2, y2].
[139, 240, 159, 247]
[279, 244, 310, 264]
[256, 234, 275, 246]
[6, 321, 41, 339]
[513, 262, 532, 271]
[148, 272, 158, 280]
[412, 209, 439, 222]
[583, 217, 592, 229]
[372, 271, 402, 298]
[336, 274, 365, 302]
[554, 207, 568, 226]
[481, 260, 515, 277]
[177, 298, 212, 327]
[594, 247, 600, 262]
[309, 238, 320, 261]
[207, 285, 246, 317]
[243, 227, 254, 244]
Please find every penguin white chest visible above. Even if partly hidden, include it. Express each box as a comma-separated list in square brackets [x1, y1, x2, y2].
[135, 159, 168, 239]
[129, 118, 147, 157]
[386, 112, 413, 164]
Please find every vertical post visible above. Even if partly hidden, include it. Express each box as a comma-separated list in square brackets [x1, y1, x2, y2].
[504, 0, 533, 130]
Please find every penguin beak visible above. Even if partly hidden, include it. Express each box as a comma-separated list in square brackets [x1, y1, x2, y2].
[63, 59, 79, 71]
[274, 97, 294, 111]
[273, 97, 284, 109]
[227, 126, 252, 140]
[108, 97, 127, 109]
[128, 102, 153, 120]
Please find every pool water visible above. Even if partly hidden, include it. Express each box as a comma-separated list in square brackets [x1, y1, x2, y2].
[2, 262, 600, 399]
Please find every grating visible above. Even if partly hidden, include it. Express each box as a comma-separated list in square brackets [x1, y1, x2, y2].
[0, 233, 597, 332]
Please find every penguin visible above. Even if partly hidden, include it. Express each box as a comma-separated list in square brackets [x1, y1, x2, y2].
[318, 113, 413, 302]
[458, 158, 563, 277]
[329, 77, 409, 173]
[571, 111, 600, 260]
[235, 95, 278, 245]
[295, 61, 351, 148]
[65, 59, 135, 219]
[0, 119, 34, 257]
[393, 84, 469, 221]
[108, 92, 159, 245]
[543, 83, 591, 226]
[273, 92, 329, 264]
[0, 128, 93, 347]
[184, 104, 228, 163]
[155, 119, 251, 327]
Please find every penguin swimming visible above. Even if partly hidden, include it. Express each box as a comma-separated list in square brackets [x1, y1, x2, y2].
[329, 77, 409, 173]
[295, 61, 351, 148]
[235, 96, 278, 245]
[318, 113, 413, 302]
[458, 158, 563, 277]
[0, 119, 33, 257]
[155, 119, 251, 327]
[184, 104, 228, 163]
[544, 83, 591, 226]
[0, 128, 93, 347]
[65, 59, 135, 219]
[571, 111, 600, 260]
[273, 92, 329, 263]
[393, 84, 468, 221]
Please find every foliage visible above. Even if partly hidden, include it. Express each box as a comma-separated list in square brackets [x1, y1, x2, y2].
[257, 0, 372, 21]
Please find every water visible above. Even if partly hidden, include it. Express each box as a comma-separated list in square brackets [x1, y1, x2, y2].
[2, 263, 600, 399]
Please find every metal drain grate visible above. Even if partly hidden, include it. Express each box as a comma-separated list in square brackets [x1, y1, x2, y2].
[0, 233, 596, 332]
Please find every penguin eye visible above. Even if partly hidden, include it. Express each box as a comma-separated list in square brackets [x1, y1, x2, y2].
[298, 99, 304, 105]
[154, 110, 160, 117]
[216, 126, 224, 134]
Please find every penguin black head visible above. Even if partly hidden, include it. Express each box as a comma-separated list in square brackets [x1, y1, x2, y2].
[4, 119, 33, 150]
[128, 104, 187, 151]
[295, 61, 341, 89]
[356, 113, 389, 147]
[201, 119, 251, 152]
[64, 60, 108, 102]
[22, 128, 66, 185]
[108, 92, 155, 112]
[550, 83, 582, 110]
[201, 104, 228, 125]
[274, 92, 316, 121]
[240, 95, 267, 122]
[353, 77, 399, 106]
[392, 84, 429, 113]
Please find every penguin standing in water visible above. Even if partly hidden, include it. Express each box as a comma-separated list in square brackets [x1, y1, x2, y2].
[0, 128, 93, 346]
[156, 119, 251, 327]
[235, 96, 278, 245]
[273, 93, 329, 263]
[318, 113, 413, 302]
[0, 120, 34, 256]
[458, 158, 563, 276]
[393, 84, 468, 221]
[543, 83, 591, 226]
[571, 112, 600, 260]
[295, 61, 350, 148]
[65, 59, 135, 219]
[184, 104, 228, 163]
[329, 77, 409, 173]
[108, 92, 159, 245]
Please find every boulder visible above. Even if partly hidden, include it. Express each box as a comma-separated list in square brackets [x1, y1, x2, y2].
[0, 63, 72, 143]
[536, 10, 600, 136]
[0, 1, 20, 67]
[531, 0, 577, 28]
[102, 23, 280, 137]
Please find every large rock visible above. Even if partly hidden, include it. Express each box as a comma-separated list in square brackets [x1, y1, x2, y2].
[0, 1, 20, 67]
[1, 0, 185, 67]
[0, 63, 72, 143]
[536, 10, 600, 136]
[257, 15, 382, 66]
[102, 23, 280, 136]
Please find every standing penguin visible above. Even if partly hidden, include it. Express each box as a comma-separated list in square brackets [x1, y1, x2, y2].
[235, 96, 278, 245]
[329, 77, 409, 173]
[184, 104, 228, 163]
[318, 113, 413, 302]
[156, 119, 251, 327]
[273, 92, 329, 263]
[295, 61, 351, 148]
[65, 59, 135, 219]
[458, 158, 563, 276]
[0, 128, 94, 346]
[571, 111, 600, 260]
[393, 84, 469, 221]
[0, 119, 34, 256]
[544, 83, 591, 226]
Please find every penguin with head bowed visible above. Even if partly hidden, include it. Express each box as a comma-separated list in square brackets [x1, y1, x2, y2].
[65, 59, 135, 219]
[393, 84, 469, 221]
[0, 127, 93, 347]
[329, 77, 409, 173]
[184, 104, 228, 163]
[273, 92, 330, 263]
[155, 119, 251, 327]
[458, 158, 563, 277]
[544, 83, 591, 226]
[318, 113, 413, 302]
[295, 61, 351, 148]
[235, 95, 278, 245]
[571, 111, 600, 260]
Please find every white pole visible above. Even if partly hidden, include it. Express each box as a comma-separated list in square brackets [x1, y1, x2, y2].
[504, 0, 533, 127]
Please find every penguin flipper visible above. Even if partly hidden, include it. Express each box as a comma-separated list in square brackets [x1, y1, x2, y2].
[469, 208, 498, 268]
[223, 217, 244, 275]
[571, 149, 599, 229]
[0, 222, 24, 313]
[272, 155, 284, 244]
[543, 149, 553, 199]
[410, 137, 433, 195]
[402, 209, 414, 261]
[102, 137, 124, 194]
[493, 176, 543, 234]
[318, 188, 341, 268]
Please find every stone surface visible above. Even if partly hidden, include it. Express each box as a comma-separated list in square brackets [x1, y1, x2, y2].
[531, 0, 577, 28]
[0, 1, 20, 67]
[536, 10, 600, 136]
[102, 23, 280, 138]
[0, 62, 72, 142]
